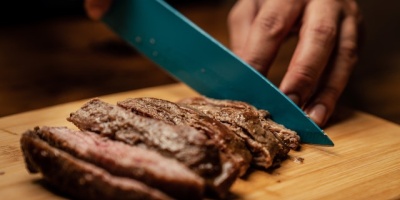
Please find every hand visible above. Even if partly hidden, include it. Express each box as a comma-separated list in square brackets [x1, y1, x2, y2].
[228, 0, 361, 127]
[85, 0, 112, 20]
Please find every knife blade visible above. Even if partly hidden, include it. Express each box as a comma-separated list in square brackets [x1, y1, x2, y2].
[103, 0, 333, 146]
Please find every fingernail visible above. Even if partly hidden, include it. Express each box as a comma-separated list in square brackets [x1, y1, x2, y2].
[308, 104, 326, 125]
[287, 94, 300, 105]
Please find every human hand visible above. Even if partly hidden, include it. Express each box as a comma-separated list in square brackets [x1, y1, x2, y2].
[228, 0, 361, 127]
[85, 0, 112, 20]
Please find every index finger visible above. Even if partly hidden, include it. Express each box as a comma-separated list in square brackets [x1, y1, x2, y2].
[239, 0, 304, 74]
[279, 0, 341, 105]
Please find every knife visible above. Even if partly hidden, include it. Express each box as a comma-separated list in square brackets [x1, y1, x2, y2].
[103, 0, 333, 146]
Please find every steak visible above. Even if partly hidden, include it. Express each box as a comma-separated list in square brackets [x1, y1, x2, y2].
[67, 98, 220, 177]
[21, 96, 301, 200]
[117, 97, 252, 176]
[20, 127, 182, 200]
[178, 96, 300, 168]
[67, 98, 236, 198]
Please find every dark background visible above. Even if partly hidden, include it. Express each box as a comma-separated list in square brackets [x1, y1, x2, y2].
[0, 0, 399, 125]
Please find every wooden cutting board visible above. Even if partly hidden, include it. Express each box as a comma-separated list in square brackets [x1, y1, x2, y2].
[1, 83, 399, 200]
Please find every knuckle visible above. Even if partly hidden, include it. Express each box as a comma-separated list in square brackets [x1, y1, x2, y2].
[227, 9, 239, 24]
[348, 0, 360, 16]
[313, 24, 336, 37]
[291, 63, 320, 89]
[308, 23, 337, 46]
[344, 0, 362, 20]
[227, 9, 240, 25]
[255, 14, 286, 39]
[245, 56, 266, 72]
[339, 40, 358, 64]
[227, 1, 247, 25]
[321, 85, 342, 101]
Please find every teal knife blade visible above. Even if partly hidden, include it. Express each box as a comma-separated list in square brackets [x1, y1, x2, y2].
[103, 0, 333, 146]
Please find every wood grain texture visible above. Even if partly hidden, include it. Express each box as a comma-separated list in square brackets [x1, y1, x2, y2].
[0, 83, 399, 200]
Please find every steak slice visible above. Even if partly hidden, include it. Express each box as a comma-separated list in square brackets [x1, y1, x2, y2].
[34, 126, 204, 200]
[117, 97, 252, 176]
[67, 98, 220, 177]
[68, 99, 234, 198]
[178, 96, 301, 169]
[20, 128, 173, 200]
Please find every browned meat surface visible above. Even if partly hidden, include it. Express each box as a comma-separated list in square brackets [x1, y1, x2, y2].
[68, 98, 235, 198]
[262, 117, 301, 151]
[20, 128, 174, 200]
[117, 97, 252, 177]
[33, 126, 204, 199]
[178, 96, 300, 168]
[68, 98, 220, 178]
[21, 96, 301, 200]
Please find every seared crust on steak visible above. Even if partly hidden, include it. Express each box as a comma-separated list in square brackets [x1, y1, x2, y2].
[117, 97, 252, 197]
[117, 97, 252, 175]
[68, 98, 220, 177]
[68, 98, 235, 198]
[178, 96, 300, 168]
[21, 96, 301, 200]
[34, 126, 204, 200]
[20, 129, 174, 200]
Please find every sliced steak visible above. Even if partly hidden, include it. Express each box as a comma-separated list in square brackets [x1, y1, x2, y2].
[117, 97, 252, 177]
[20, 95, 302, 200]
[20, 128, 173, 200]
[68, 99, 234, 198]
[178, 96, 300, 169]
[33, 126, 204, 199]
[262, 116, 301, 151]
[68, 98, 220, 177]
